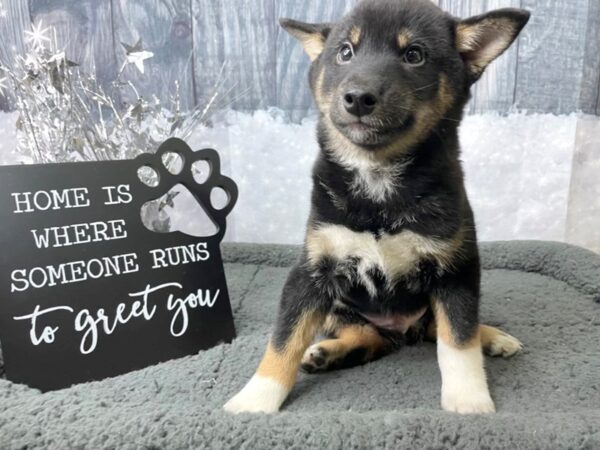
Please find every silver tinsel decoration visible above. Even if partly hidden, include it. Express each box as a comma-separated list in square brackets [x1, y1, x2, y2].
[0, 21, 221, 165]
[0, 21, 226, 231]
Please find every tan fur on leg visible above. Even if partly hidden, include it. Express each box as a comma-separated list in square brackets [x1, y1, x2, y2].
[480, 324, 523, 357]
[426, 320, 523, 358]
[432, 300, 495, 414]
[301, 323, 390, 372]
[224, 311, 324, 414]
[257, 311, 324, 388]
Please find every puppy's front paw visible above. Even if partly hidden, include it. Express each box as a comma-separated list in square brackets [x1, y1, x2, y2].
[485, 331, 523, 358]
[441, 386, 496, 414]
[437, 338, 496, 414]
[223, 375, 288, 414]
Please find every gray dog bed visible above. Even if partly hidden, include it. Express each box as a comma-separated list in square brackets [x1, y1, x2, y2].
[1, 241, 599, 449]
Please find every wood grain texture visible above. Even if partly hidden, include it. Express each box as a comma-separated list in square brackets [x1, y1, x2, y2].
[192, 0, 277, 112]
[111, 0, 195, 111]
[30, 0, 117, 97]
[0, 0, 598, 117]
[438, 0, 522, 115]
[515, 0, 588, 113]
[275, 0, 357, 121]
[0, 0, 31, 110]
[579, 0, 600, 115]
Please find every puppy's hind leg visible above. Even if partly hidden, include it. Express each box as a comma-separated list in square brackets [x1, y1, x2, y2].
[427, 323, 523, 358]
[224, 263, 330, 414]
[480, 324, 523, 357]
[301, 309, 392, 373]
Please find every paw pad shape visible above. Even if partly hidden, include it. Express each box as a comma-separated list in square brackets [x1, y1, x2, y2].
[135, 138, 238, 242]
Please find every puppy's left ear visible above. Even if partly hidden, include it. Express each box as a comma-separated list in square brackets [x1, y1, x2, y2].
[280, 18, 331, 61]
[456, 8, 530, 81]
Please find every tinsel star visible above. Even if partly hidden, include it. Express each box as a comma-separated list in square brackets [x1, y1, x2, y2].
[7, 18, 219, 180]
[120, 39, 154, 74]
[25, 20, 51, 50]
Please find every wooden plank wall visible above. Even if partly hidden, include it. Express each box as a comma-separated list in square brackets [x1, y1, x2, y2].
[29, 0, 118, 99]
[192, 0, 277, 111]
[0, 0, 598, 118]
[112, 0, 196, 111]
[580, 0, 600, 115]
[0, 0, 31, 110]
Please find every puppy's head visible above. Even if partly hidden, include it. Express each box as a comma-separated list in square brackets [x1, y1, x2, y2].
[281, 0, 529, 154]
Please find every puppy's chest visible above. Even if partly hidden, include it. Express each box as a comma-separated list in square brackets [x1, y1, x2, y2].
[320, 166, 422, 230]
[348, 164, 402, 204]
[306, 224, 459, 284]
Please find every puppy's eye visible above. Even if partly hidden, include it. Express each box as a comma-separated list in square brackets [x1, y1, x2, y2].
[337, 43, 354, 64]
[404, 45, 425, 66]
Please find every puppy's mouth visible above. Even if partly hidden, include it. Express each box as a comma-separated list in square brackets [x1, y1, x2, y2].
[333, 116, 414, 148]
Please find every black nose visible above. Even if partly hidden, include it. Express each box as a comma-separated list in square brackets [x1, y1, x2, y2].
[343, 90, 378, 117]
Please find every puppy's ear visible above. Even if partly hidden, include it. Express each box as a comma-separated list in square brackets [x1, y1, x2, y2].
[456, 8, 530, 81]
[279, 18, 331, 61]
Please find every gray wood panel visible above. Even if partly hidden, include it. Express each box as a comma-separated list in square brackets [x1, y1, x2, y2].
[579, 0, 600, 115]
[0, 0, 598, 117]
[192, 0, 277, 112]
[111, 0, 196, 111]
[515, 0, 588, 113]
[30, 0, 117, 96]
[275, 0, 356, 121]
[438, 0, 522, 115]
[0, 0, 31, 110]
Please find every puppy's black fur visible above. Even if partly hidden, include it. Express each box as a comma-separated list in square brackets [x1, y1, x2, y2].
[225, 0, 529, 415]
[275, 0, 528, 350]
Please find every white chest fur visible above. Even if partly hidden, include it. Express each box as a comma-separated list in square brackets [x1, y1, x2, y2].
[306, 224, 462, 283]
[350, 164, 403, 203]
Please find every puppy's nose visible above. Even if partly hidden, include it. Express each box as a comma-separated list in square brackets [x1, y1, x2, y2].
[343, 90, 378, 117]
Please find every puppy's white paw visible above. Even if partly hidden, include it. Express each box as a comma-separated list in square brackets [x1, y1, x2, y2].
[437, 340, 495, 414]
[223, 375, 288, 414]
[441, 386, 496, 414]
[485, 332, 523, 358]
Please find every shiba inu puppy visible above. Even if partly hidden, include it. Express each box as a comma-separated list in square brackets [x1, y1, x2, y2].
[225, 0, 529, 414]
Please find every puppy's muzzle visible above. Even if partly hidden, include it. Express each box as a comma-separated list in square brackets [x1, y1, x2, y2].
[343, 90, 378, 117]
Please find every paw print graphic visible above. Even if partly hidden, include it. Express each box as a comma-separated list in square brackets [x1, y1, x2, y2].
[134, 138, 238, 242]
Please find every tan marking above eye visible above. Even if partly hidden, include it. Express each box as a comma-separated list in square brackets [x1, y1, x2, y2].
[397, 28, 412, 48]
[350, 26, 362, 46]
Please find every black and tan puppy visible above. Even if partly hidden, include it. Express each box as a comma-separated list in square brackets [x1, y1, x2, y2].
[225, 0, 529, 414]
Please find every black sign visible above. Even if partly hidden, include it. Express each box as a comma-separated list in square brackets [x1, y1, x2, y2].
[0, 138, 237, 391]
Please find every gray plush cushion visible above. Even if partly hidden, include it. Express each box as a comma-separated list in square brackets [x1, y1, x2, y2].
[1, 241, 599, 449]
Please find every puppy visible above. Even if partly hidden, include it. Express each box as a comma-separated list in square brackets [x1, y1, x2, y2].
[225, 0, 529, 414]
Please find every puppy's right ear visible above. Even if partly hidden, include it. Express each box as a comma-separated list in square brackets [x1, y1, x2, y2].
[279, 19, 331, 61]
[456, 8, 530, 81]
